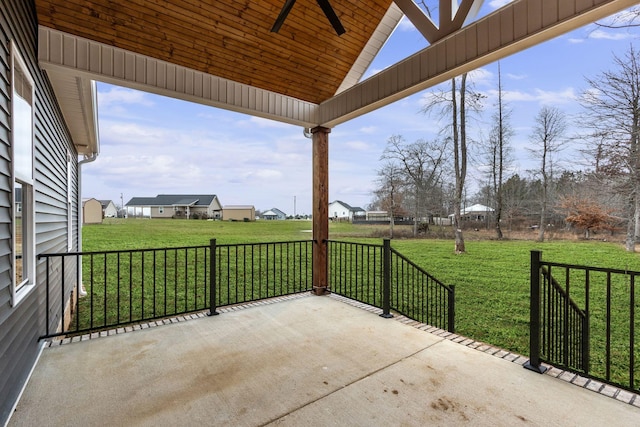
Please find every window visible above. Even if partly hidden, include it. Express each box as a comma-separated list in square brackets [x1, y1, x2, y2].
[159, 206, 164, 214]
[11, 42, 35, 305]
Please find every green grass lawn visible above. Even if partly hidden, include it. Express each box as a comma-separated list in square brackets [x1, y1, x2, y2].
[83, 218, 640, 386]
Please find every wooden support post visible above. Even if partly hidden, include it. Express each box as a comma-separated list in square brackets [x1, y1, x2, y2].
[312, 126, 330, 295]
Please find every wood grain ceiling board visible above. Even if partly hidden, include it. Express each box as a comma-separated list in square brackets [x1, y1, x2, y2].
[34, 0, 395, 104]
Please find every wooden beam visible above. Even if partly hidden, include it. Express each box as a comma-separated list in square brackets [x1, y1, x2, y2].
[319, 0, 638, 127]
[311, 126, 330, 295]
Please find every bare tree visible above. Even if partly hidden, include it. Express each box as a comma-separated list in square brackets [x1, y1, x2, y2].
[501, 174, 533, 231]
[373, 161, 406, 238]
[381, 135, 448, 237]
[580, 45, 640, 251]
[485, 62, 514, 239]
[528, 106, 568, 242]
[423, 72, 483, 253]
[595, 7, 640, 28]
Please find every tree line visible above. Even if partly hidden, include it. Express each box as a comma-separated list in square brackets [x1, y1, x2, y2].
[370, 45, 640, 252]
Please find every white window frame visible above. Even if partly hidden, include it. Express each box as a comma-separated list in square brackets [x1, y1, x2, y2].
[159, 206, 164, 214]
[11, 41, 36, 306]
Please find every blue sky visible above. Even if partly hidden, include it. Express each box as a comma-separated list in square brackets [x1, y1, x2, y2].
[84, 1, 640, 216]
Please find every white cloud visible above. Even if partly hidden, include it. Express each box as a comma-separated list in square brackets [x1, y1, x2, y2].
[588, 29, 634, 41]
[360, 126, 378, 134]
[498, 88, 577, 105]
[99, 120, 172, 145]
[345, 140, 371, 151]
[468, 68, 493, 87]
[506, 73, 527, 80]
[98, 87, 154, 110]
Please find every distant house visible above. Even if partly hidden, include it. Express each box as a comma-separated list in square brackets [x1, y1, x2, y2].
[83, 198, 103, 224]
[99, 200, 118, 218]
[449, 204, 495, 222]
[328, 200, 365, 221]
[125, 194, 222, 219]
[223, 205, 256, 221]
[262, 208, 287, 220]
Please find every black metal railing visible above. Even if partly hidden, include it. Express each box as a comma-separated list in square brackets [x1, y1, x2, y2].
[327, 240, 384, 307]
[211, 240, 313, 312]
[40, 237, 451, 339]
[390, 247, 455, 330]
[39, 239, 313, 338]
[526, 250, 639, 393]
[539, 265, 588, 372]
[328, 239, 455, 332]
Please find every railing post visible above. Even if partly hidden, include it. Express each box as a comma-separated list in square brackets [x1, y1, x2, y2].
[208, 239, 219, 316]
[582, 313, 590, 374]
[44, 256, 50, 336]
[447, 285, 455, 332]
[525, 250, 547, 373]
[380, 239, 393, 318]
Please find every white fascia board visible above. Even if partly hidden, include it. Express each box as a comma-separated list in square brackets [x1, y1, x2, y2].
[335, 3, 405, 95]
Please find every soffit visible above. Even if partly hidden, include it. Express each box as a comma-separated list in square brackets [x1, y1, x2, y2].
[34, 0, 397, 105]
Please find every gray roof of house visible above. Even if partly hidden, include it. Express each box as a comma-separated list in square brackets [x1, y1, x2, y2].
[126, 194, 218, 207]
[331, 200, 364, 212]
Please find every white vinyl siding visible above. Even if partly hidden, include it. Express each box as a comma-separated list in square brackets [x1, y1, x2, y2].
[67, 152, 72, 250]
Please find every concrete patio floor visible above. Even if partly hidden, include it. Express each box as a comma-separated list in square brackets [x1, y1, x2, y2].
[9, 293, 640, 426]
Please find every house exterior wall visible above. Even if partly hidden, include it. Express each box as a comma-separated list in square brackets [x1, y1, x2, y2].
[151, 206, 174, 218]
[148, 205, 220, 219]
[329, 202, 351, 219]
[83, 199, 102, 224]
[0, 1, 80, 423]
[190, 206, 214, 218]
[103, 201, 117, 217]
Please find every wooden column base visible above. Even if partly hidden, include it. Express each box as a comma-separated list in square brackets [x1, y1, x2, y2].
[311, 286, 330, 296]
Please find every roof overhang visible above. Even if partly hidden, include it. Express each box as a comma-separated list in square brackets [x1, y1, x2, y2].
[35, 0, 639, 156]
[40, 65, 100, 157]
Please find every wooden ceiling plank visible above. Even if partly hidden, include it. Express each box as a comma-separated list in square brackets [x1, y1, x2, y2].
[38, 0, 376, 102]
[36, 10, 336, 103]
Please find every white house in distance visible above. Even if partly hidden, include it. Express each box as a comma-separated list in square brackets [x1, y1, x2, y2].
[329, 200, 365, 221]
[99, 200, 118, 218]
[449, 204, 495, 222]
[262, 208, 287, 220]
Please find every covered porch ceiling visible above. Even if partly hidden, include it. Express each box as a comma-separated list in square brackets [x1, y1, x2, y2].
[34, 0, 639, 157]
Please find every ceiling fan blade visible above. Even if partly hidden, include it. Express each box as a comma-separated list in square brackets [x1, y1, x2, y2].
[316, 0, 346, 35]
[271, 0, 298, 33]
